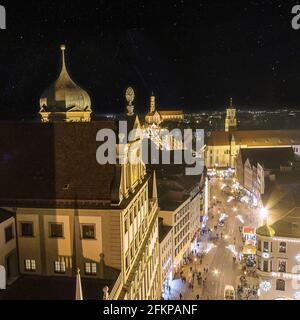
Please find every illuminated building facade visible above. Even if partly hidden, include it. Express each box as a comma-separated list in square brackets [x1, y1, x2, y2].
[224, 98, 237, 132]
[145, 94, 183, 125]
[256, 212, 300, 300]
[206, 130, 300, 169]
[0, 209, 18, 284]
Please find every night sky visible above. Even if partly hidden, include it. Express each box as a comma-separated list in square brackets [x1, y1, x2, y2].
[1, 0, 300, 120]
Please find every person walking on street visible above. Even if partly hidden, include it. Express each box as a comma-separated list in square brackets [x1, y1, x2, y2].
[179, 293, 183, 300]
[196, 294, 200, 300]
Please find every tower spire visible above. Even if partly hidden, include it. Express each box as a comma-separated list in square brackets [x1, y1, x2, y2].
[60, 44, 67, 72]
[75, 268, 83, 300]
[152, 170, 157, 199]
[150, 93, 156, 113]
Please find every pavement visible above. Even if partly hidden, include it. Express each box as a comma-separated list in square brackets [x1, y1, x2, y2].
[164, 177, 259, 300]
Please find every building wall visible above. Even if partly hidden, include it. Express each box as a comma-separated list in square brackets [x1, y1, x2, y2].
[159, 229, 173, 293]
[257, 234, 300, 300]
[16, 207, 122, 276]
[244, 160, 253, 193]
[124, 201, 161, 300]
[206, 145, 231, 168]
[206, 142, 300, 169]
[0, 216, 17, 279]
[189, 185, 201, 242]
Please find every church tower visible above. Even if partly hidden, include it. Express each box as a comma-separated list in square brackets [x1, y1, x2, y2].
[225, 98, 237, 132]
[39, 45, 92, 122]
[150, 93, 156, 113]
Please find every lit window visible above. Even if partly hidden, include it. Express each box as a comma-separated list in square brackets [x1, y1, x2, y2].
[278, 261, 286, 273]
[279, 242, 286, 253]
[85, 262, 97, 275]
[263, 241, 269, 253]
[54, 261, 66, 273]
[25, 259, 36, 271]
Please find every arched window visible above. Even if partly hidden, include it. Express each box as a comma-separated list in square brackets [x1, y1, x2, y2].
[276, 279, 285, 291]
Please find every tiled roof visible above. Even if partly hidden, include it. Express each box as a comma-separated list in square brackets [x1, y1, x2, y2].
[270, 207, 300, 238]
[207, 130, 300, 147]
[159, 110, 183, 115]
[0, 272, 119, 300]
[207, 131, 230, 146]
[0, 122, 121, 208]
[0, 208, 14, 223]
[240, 147, 295, 170]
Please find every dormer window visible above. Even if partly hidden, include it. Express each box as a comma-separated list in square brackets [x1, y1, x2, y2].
[63, 184, 70, 190]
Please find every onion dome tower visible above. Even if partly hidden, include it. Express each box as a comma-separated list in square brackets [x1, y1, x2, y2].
[39, 44, 92, 122]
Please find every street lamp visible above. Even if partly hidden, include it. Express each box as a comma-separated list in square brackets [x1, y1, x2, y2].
[233, 207, 237, 212]
[194, 258, 197, 271]
[260, 207, 268, 225]
[213, 269, 219, 275]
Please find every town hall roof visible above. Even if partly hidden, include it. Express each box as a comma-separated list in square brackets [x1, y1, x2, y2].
[0, 121, 124, 208]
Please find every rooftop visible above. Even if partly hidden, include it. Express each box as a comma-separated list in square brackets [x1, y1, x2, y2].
[207, 130, 300, 147]
[0, 208, 14, 223]
[0, 273, 118, 300]
[0, 121, 123, 208]
[158, 218, 172, 243]
[257, 208, 300, 239]
[240, 147, 295, 170]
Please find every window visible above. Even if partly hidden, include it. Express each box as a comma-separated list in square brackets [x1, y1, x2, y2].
[279, 242, 286, 253]
[130, 246, 134, 261]
[257, 240, 261, 251]
[81, 224, 95, 239]
[263, 260, 269, 272]
[257, 257, 261, 270]
[21, 222, 34, 237]
[263, 241, 269, 253]
[135, 237, 139, 251]
[5, 224, 14, 243]
[54, 261, 66, 273]
[125, 255, 130, 271]
[24, 259, 36, 271]
[134, 206, 137, 218]
[276, 279, 285, 291]
[49, 223, 63, 238]
[85, 262, 97, 275]
[278, 261, 286, 272]
[124, 217, 128, 234]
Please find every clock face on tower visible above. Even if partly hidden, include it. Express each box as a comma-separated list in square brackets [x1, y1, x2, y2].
[126, 87, 135, 105]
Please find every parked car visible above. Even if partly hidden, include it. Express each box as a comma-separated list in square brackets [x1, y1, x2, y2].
[224, 285, 235, 300]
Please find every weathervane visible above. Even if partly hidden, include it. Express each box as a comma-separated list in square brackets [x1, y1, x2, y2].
[126, 87, 135, 116]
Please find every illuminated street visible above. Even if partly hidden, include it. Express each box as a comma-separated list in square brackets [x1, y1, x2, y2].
[167, 176, 259, 300]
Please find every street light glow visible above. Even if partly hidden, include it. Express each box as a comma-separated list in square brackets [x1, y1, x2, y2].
[260, 207, 268, 219]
